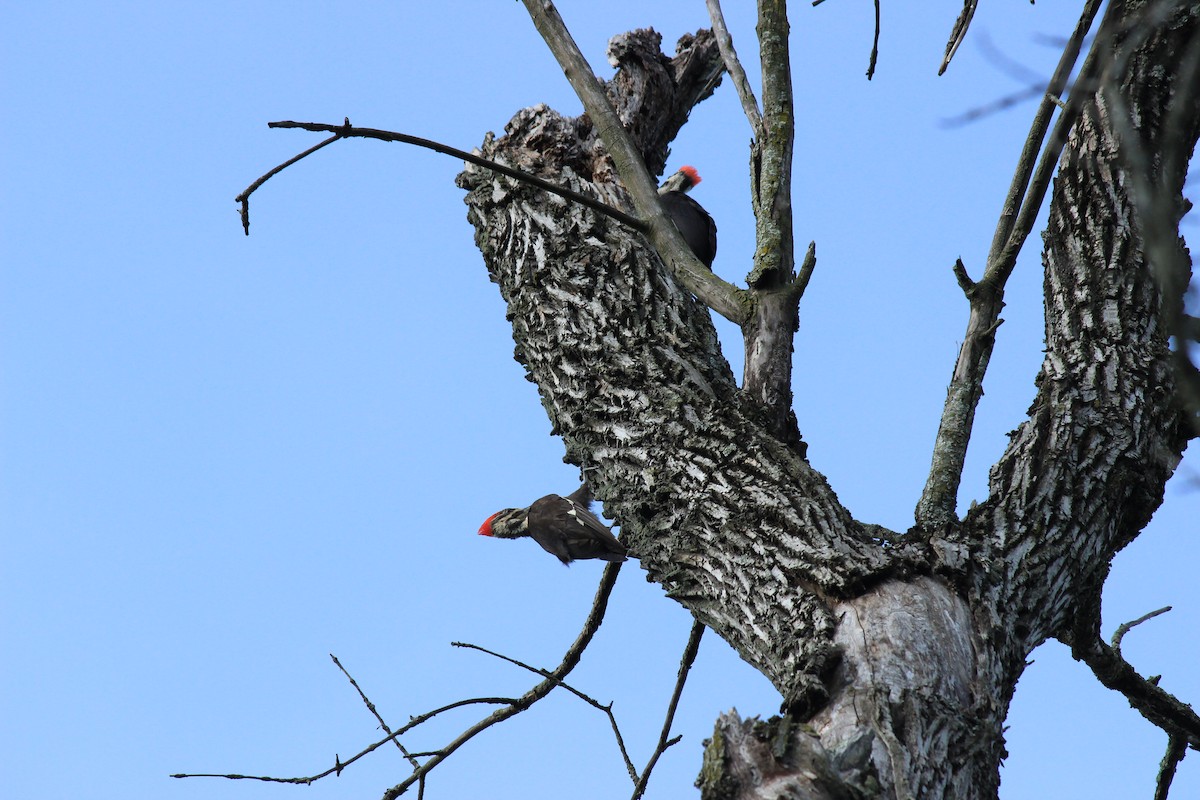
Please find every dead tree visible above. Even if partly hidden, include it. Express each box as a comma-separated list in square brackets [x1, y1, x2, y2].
[200, 1, 1200, 797]
[451, 1, 1200, 798]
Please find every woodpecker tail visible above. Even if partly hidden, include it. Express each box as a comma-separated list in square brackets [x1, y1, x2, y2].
[565, 482, 594, 508]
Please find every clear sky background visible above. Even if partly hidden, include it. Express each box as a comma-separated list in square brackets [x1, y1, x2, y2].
[2, 2, 1196, 799]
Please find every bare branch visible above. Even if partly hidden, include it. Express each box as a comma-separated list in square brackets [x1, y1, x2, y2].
[1075, 639, 1200, 751]
[951, 258, 976, 295]
[1111, 606, 1172, 657]
[452, 640, 638, 781]
[235, 133, 339, 235]
[170, 696, 516, 784]
[738, 0, 808, 448]
[248, 119, 644, 231]
[631, 620, 705, 800]
[1068, 594, 1200, 756]
[330, 653, 419, 768]
[173, 562, 623, 796]
[705, 0, 764, 134]
[867, 0, 881, 80]
[939, 0, 979, 76]
[519, 0, 750, 325]
[750, 0, 797, 289]
[991, 0, 1107, 278]
[378, 561, 624, 799]
[915, 0, 1105, 529]
[793, 241, 818, 301]
[1154, 735, 1188, 800]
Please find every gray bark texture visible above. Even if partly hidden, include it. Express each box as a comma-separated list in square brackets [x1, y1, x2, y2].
[455, 4, 1199, 798]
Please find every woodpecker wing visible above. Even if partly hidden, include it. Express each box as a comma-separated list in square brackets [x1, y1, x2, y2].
[659, 192, 717, 269]
[527, 494, 627, 565]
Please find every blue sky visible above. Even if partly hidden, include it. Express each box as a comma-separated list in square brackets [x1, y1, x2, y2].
[2, 2, 1196, 799]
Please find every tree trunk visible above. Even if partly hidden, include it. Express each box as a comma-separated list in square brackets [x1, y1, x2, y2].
[456, 4, 1199, 797]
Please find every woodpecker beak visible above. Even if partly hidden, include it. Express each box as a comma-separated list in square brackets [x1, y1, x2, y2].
[478, 513, 498, 536]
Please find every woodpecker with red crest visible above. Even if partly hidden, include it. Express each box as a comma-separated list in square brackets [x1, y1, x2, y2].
[658, 165, 717, 270]
[478, 483, 627, 565]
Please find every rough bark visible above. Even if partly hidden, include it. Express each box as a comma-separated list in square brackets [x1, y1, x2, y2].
[457, 3, 1199, 797]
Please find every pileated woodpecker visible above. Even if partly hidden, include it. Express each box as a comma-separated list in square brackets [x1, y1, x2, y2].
[478, 483, 627, 565]
[658, 165, 717, 269]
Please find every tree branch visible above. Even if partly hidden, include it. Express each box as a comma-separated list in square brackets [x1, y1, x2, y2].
[173, 562, 623, 797]
[939, 1, 979, 76]
[867, 0, 881, 80]
[705, 0, 764, 135]
[1111, 605, 1172, 657]
[170, 696, 517, 785]
[452, 639, 638, 782]
[986, 0, 1200, 652]
[519, 0, 750, 325]
[379, 561, 624, 799]
[915, 0, 1105, 529]
[1069, 600, 1200, 754]
[235, 133, 340, 235]
[739, 0, 807, 449]
[631, 619, 705, 800]
[330, 653, 419, 768]
[241, 119, 645, 232]
[1154, 734, 1189, 800]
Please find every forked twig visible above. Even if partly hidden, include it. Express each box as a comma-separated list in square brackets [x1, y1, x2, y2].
[632, 619, 705, 800]
[170, 696, 516, 785]
[452, 640, 638, 781]
[330, 653, 420, 768]
[915, 0, 1106, 529]
[1069, 596, 1200, 764]
[237, 119, 644, 235]
[172, 561, 624, 798]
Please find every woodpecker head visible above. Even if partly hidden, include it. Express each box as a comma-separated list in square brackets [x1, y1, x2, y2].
[478, 508, 527, 539]
[659, 165, 702, 195]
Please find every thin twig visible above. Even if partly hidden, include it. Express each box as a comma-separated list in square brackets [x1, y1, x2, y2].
[1153, 734, 1188, 800]
[866, 0, 881, 80]
[705, 0, 763, 134]
[377, 561, 625, 799]
[170, 696, 516, 784]
[1111, 606, 1172, 657]
[330, 653, 420, 768]
[939, 0, 979, 76]
[173, 561, 623, 794]
[245, 120, 644, 232]
[452, 640, 638, 781]
[631, 620, 705, 800]
[235, 133, 339, 235]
